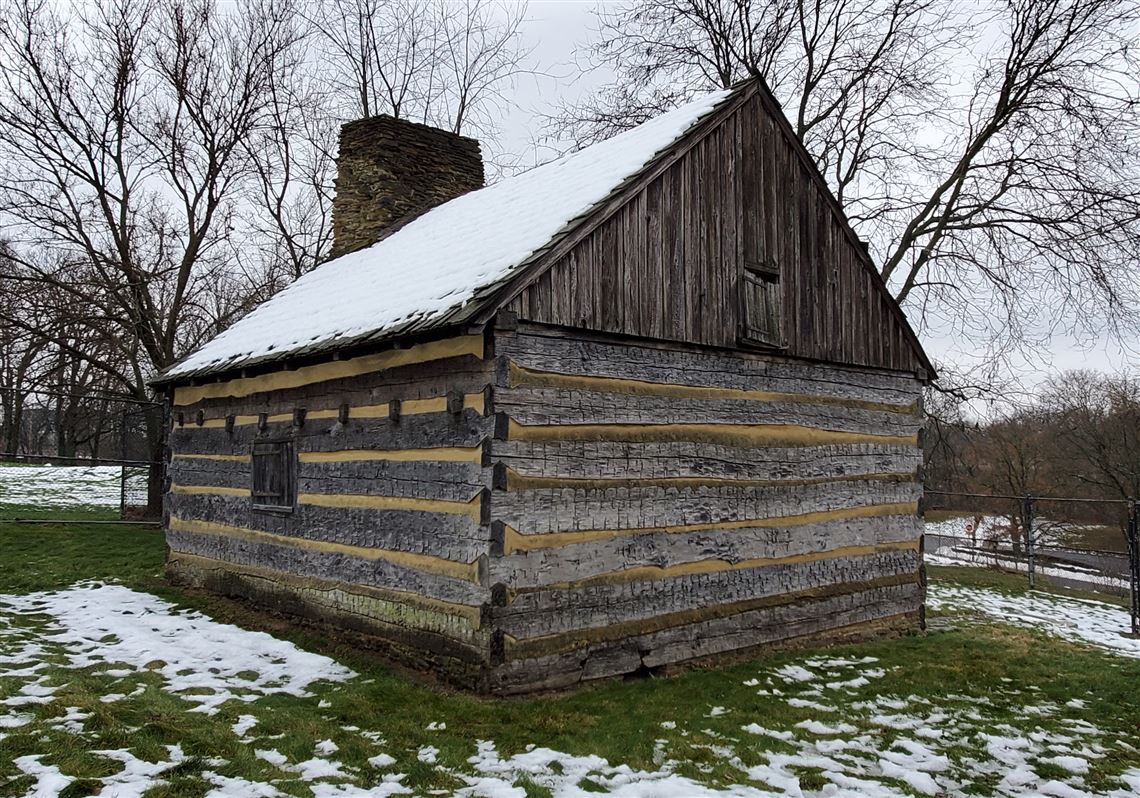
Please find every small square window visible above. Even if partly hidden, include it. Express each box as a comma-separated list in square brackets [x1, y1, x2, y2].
[251, 439, 294, 512]
[741, 260, 783, 348]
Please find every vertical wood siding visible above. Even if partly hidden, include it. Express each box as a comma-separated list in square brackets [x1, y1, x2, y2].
[507, 93, 924, 374]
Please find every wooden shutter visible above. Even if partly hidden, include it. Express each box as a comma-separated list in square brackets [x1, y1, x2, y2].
[251, 440, 294, 510]
[742, 262, 783, 348]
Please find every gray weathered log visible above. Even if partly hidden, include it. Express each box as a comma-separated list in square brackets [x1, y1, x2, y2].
[494, 550, 920, 639]
[491, 513, 921, 588]
[495, 478, 920, 535]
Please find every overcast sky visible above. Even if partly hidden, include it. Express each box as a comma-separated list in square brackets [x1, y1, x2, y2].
[490, 1, 1137, 399]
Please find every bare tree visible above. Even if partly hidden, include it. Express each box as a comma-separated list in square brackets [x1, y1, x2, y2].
[307, 0, 533, 134]
[0, 0, 306, 511]
[556, 0, 1140, 376]
[1041, 370, 1140, 501]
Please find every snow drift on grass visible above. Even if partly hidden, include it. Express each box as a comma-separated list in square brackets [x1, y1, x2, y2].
[164, 88, 732, 379]
[0, 582, 355, 713]
[0, 465, 141, 508]
[927, 583, 1140, 659]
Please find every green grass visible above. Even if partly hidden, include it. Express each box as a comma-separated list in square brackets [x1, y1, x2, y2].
[1, 523, 1139, 796]
[0, 503, 124, 522]
[0, 520, 164, 592]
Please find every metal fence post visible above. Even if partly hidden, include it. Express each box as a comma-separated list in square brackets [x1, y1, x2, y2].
[119, 407, 129, 520]
[1127, 499, 1139, 637]
[1024, 493, 1036, 590]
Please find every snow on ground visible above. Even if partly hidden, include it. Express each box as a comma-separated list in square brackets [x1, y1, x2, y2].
[446, 655, 1139, 797]
[0, 464, 145, 508]
[924, 515, 1129, 594]
[3, 580, 1140, 796]
[0, 583, 355, 714]
[928, 583, 1140, 659]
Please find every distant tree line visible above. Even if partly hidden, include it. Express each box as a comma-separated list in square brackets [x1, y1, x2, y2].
[0, 0, 531, 512]
[924, 370, 1140, 545]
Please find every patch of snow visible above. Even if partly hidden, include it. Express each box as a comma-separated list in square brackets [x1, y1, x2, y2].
[1042, 754, 1090, 775]
[256, 749, 289, 767]
[368, 753, 397, 768]
[794, 719, 858, 735]
[418, 745, 440, 764]
[13, 755, 73, 797]
[311, 778, 412, 797]
[232, 714, 258, 737]
[89, 745, 187, 797]
[295, 757, 351, 781]
[928, 584, 1140, 658]
[774, 664, 816, 683]
[0, 583, 355, 714]
[0, 465, 144, 508]
[203, 771, 283, 797]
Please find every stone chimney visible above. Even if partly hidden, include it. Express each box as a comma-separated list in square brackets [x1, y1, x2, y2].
[331, 116, 485, 258]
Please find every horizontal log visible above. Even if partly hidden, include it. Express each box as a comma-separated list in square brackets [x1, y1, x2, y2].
[173, 334, 485, 405]
[491, 513, 921, 588]
[489, 580, 922, 690]
[299, 460, 487, 502]
[171, 484, 247, 498]
[638, 589, 921, 669]
[177, 393, 485, 432]
[495, 478, 920, 536]
[495, 385, 919, 435]
[296, 491, 481, 521]
[169, 516, 483, 582]
[512, 540, 919, 592]
[298, 447, 483, 464]
[167, 552, 488, 647]
[494, 439, 919, 481]
[504, 420, 916, 448]
[168, 527, 489, 607]
[501, 467, 915, 493]
[170, 457, 488, 503]
[170, 412, 494, 457]
[508, 363, 916, 413]
[494, 549, 920, 640]
[173, 452, 251, 462]
[184, 356, 492, 420]
[499, 501, 919, 553]
[496, 326, 921, 405]
[168, 492, 489, 561]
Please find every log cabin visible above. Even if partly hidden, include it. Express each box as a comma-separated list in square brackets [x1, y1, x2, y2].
[152, 77, 934, 694]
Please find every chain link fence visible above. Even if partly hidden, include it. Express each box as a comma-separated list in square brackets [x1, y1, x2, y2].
[924, 490, 1140, 636]
[0, 389, 165, 522]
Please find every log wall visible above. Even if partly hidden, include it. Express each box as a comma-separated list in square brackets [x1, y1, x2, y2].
[164, 335, 497, 686]
[163, 322, 925, 693]
[483, 322, 925, 693]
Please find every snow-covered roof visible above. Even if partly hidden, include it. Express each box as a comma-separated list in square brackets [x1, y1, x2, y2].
[161, 88, 736, 382]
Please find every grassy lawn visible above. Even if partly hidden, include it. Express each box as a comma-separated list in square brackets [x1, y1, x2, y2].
[2, 523, 1139, 796]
